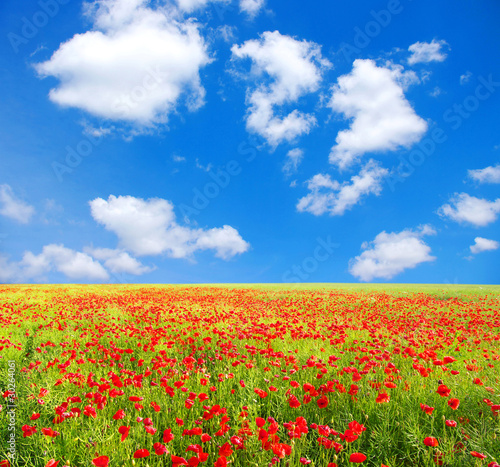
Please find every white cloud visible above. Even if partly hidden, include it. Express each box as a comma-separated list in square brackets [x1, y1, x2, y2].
[282, 148, 303, 176]
[0, 245, 110, 283]
[239, 0, 265, 17]
[89, 195, 250, 259]
[85, 247, 153, 275]
[0, 184, 35, 224]
[24, 245, 110, 281]
[328, 59, 427, 169]
[438, 193, 500, 227]
[460, 71, 472, 85]
[35, 0, 211, 128]
[470, 237, 499, 254]
[349, 225, 436, 281]
[468, 164, 500, 184]
[194, 225, 251, 259]
[0, 244, 109, 283]
[231, 30, 331, 147]
[408, 39, 448, 65]
[297, 159, 388, 216]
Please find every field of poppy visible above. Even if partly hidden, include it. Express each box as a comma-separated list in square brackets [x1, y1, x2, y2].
[0, 284, 499, 467]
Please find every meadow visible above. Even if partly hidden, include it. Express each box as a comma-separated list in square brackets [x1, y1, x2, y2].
[0, 284, 499, 467]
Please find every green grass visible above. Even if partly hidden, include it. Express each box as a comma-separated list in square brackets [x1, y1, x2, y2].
[0, 285, 499, 467]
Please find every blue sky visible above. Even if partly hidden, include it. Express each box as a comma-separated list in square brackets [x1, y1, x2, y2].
[0, 0, 499, 284]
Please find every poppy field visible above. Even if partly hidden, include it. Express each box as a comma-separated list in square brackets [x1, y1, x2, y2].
[0, 284, 499, 467]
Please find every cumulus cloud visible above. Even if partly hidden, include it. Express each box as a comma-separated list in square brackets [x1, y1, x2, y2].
[470, 237, 499, 255]
[468, 164, 500, 184]
[408, 39, 449, 65]
[0, 245, 110, 283]
[35, 0, 211, 128]
[297, 159, 388, 216]
[239, 0, 265, 17]
[282, 148, 304, 177]
[0, 184, 35, 224]
[23, 244, 109, 281]
[231, 30, 331, 147]
[349, 225, 436, 281]
[438, 193, 500, 227]
[328, 59, 427, 169]
[89, 195, 250, 259]
[84, 247, 153, 275]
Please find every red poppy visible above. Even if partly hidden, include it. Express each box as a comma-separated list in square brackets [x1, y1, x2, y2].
[254, 388, 268, 398]
[129, 396, 144, 402]
[21, 425, 37, 437]
[448, 398, 460, 410]
[420, 404, 434, 415]
[423, 437, 438, 447]
[349, 453, 367, 463]
[150, 401, 161, 412]
[219, 443, 233, 457]
[112, 409, 125, 420]
[41, 428, 60, 437]
[317, 395, 329, 408]
[45, 461, 59, 467]
[376, 392, 390, 403]
[349, 420, 366, 434]
[201, 433, 212, 442]
[83, 405, 96, 418]
[349, 384, 359, 395]
[92, 456, 109, 467]
[153, 443, 168, 455]
[288, 395, 301, 408]
[163, 428, 175, 443]
[214, 457, 228, 467]
[436, 385, 451, 397]
[118, 425, 130, 442]
[471, 452, 486, 459]
[343, 429, 359, 443]
[172, 455, 189, 466]
[133, 449, 150, 459]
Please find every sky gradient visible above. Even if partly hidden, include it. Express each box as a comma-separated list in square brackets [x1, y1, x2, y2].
[0, 0, 499, 284]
